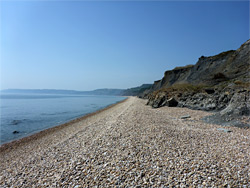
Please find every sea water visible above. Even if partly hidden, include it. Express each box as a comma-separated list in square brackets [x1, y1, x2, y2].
[0, 93, 126, 145]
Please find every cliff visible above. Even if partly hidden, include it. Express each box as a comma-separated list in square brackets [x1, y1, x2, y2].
[147, 39, 250, 93]
[144, 39, 250, 127]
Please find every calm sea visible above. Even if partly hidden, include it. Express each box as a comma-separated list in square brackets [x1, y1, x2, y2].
[0, 93, 126, 145]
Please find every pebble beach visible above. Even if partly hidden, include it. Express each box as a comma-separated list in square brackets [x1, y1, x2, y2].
[0, 97, 249, 187]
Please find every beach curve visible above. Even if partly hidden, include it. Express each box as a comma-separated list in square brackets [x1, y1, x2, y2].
[0, 97, 249, 187]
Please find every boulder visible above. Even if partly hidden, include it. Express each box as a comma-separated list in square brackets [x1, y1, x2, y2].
[205, 88, 215, 94]
[166, 97, 178, 107]
[152, 95, 166, 108]
[220, 90, 250, 120]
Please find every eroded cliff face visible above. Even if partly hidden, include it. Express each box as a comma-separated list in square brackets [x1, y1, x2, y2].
[144, 39, 250, 127]
[147, 39, 250, 93]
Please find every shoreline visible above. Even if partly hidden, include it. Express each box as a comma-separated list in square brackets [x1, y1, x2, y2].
[1, 97, 249, 187]
[0, 97, 128, 153]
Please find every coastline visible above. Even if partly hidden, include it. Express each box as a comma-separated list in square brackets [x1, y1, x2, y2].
[0, 97, 128, 153]
[1, 97, 249, 187]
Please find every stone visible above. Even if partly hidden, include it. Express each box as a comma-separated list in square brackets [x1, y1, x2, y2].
[220, 91, 250, 118]
[217, 128, 232, 133]
[205, 88, 215, 94]
[167, 97, 178, 107]
[152, 95, 166, 108]
[181, 115, 191, 119]
[13, 130, 19, 134]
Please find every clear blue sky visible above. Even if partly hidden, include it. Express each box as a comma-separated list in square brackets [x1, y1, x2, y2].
[1, 1, 249, 90]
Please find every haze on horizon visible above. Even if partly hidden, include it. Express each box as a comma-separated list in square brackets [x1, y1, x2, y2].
[1, 1, 249, 91]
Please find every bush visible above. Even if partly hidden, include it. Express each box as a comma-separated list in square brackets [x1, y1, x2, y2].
[153, 83, 209, 95]
[173, 65, 194, 71]
[234, 80, 250, 87]
[171, 83, 208, 92]
[234, 80, 244, 85]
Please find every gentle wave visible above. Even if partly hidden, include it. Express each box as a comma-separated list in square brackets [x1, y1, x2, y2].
[0, 94, 126, 145]
[0, 94, 89, 100]
[41, 111, 69, 116]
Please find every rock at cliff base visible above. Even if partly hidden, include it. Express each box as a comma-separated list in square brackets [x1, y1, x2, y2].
[167, 97, 178, 107]
[220, 91, 250, 120]
[202, 90, 250, 128]
[205, 88, 215, 94]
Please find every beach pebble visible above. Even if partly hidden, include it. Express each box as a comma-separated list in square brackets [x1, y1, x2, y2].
[180, 115, 191, 119]
[0, 97, 249, 187]
[217, 128, 232, 133]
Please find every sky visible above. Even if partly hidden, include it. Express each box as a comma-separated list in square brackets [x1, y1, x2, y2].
[0, 1, 249, 91]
